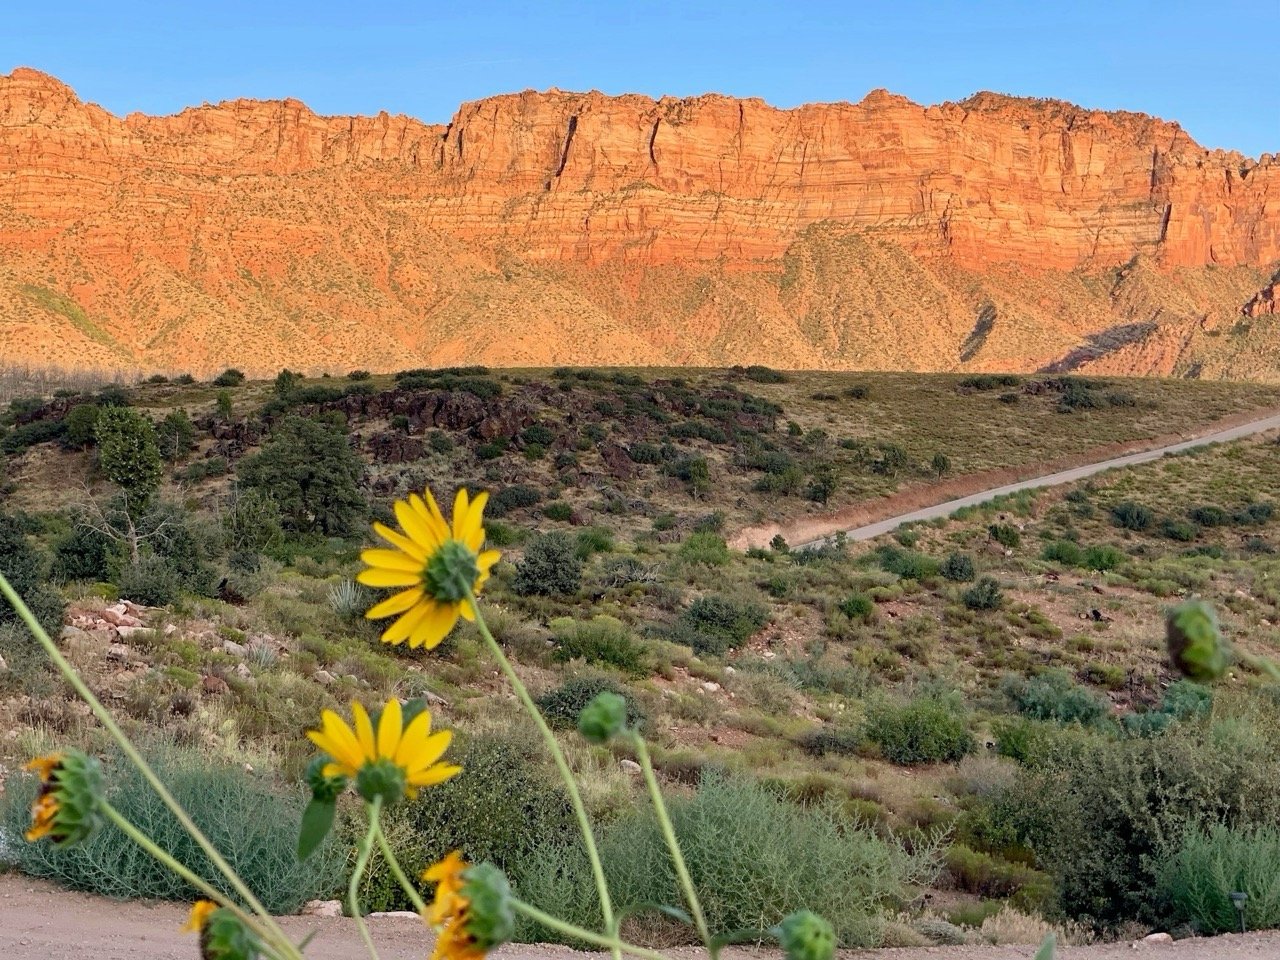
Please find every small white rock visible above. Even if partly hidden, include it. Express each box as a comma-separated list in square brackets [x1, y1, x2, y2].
[313, 670, 336, 685]
[619, 759, 642, 774]
[301, 899, 343, 918]
[701, 681, 721, 693]
[1141, 932, 1174, 944]
[368, 911, 420, 920]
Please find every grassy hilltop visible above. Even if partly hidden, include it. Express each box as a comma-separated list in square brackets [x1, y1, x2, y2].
[3, 364, 1280, 947]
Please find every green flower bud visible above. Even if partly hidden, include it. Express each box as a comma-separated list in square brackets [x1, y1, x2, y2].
[578, 691, 628, 744]
[461, 862, 515, 950]
[355, 757, 407, 806]
[1167, 599, 1228, 683]
[201, 910, 260, 960]
[773, 910, 836, 960]
[305, 755, 347, 803]
[424, 539, 482, 603]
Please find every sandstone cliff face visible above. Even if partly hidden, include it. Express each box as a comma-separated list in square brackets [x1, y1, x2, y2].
[0, 67, 1277, 377]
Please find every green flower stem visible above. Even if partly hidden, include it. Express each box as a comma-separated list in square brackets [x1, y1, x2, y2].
[349, 796, 384, 960]
[466, 590, 619, 960]
[99, 801, 298, 960]
[628, 733, 711, 947]
[0, 573, 294, 948]
[510, 899, 671, 960]
[373, 814, 426, 914]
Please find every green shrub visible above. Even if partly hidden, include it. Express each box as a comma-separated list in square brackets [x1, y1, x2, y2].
[1188, 504, 1230, 527]
[944, 843, 1053, 904]
[115, 555, 181, 606]
[988, 714, 1280, 928]
[1111, 501, 1154, 531]
[53, 522, 116, 582]
[1001, 670, 1109, 725]
[62, 403, 100, 449]
[513, 532, 582, 596]
[865, 699, 974, 765]
[678, 532, 730, 566]
[875, 545, 939, 580]
[1083, 545, 1124, 571]
[1233, 502, 1274, 525]
[522, 424, 556, 446]
[0, 512, 63, 634]
[347, 369, 372, 381]
[1041, 540, 1084, 566]
[488, 484, 542, 517]
[799, 726, 864, 756]
[941, 552, 976, 582]
[536, 675, 646, 731]
[988, 523, 1021, 549]
[1, 746, 343, 913]
[574, 526, 615, 559]
[963, 577, 1003, 611]
[1159, 519, 1199, 542]
[157, 409, 196, 462]
[743, 365, 788, 384]
[550, 615, 648, 675]
[365, 733, 574, 912]
[627, 442, 661, 465]
[1160, 825, 1280, 934]
[838, 593, 876, 622]
[517, 775, 933, 948]
[0, 418, 66, 454]
[673, 594, 768, 656]
[427, 431, 454, 454]
[211, 368, 245, 387]
[543, 502, 574, 522]
[95, 407, 163, 504]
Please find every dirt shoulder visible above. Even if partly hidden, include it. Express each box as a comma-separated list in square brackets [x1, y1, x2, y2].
[4, 875, 1280, 960]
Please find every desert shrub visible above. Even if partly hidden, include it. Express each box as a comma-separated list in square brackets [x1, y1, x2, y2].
[237, 415, 366, 535]
[574, 526, 615, 559]
[672, 594, 767, 656]
[1041, 540, 1084, 566]
[941, 552, 976, 582]
[627, 442, 661, 465]
[0, 512, 63, 634]
[1111, 501, 1154, 531]
[426, 430, 454, 454]
[475, 441, 506, 460]
[959, 374, 1021, 391]
[799, 726, 864, 756]
[95, 406, 163, 504]
[115, 555, 181, 606]
[1123, 681, 1213, 737]
[963, 576, 1004, 611]
[536, 675, 647, 731]
[365, 733, 575, 912]
[988, 714, 1280, 928]
[550, 615, 648, 675]
[1001, 670, 1109, 725]
[665, 454, 710, 495]
[1083, 545, 1124, 571]
[1233, 501, 1274, 525]
[1, 746, 343, 913]
[865, 698, 974, 765]
[875, 545, 939, 580]
[52, 522, 116, 582]
[742, 365, 788, 384]
[156, 409, 195, 462]
[1159, 825, 1280, 934]
[1159, 519, 1198, 542]
[221, 488, 285, 556]
[543, 502, 574, 522]
[521, 423, 556, 446]
[988, 523, 1021, 549]
[517, 775, 934, 948]
[1188, 504, 1230, 527]
[0, 418, 66, 454]
[211, 368, 245, 387]
[347, 369, 371, 381]
[678, 532, 730, 566]
[838, 593, 876, 622]
[488, 484, 542, 517]
[944, 844, 1054, 904]
[513, 532, 582, 596]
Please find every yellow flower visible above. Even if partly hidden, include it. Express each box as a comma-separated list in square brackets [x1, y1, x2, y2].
[422, 850, 468, 926]
[24, 751, 102, 846]
[358, 487, 500, 649]
[183, 900, 218, 933]
[423, 852, 487, 960]
[306, 699, 460, 803]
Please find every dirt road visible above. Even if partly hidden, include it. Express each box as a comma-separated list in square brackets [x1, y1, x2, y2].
[4, 876, 1280, 960]
[737, 411, 1280, 551]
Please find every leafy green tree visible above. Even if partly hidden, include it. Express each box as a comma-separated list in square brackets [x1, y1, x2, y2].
[0, 511, 64, 634]
[931, 452, 952, 478]
[95, 407, 163, 506]
[62, 404, 101, 450]
[274, 369, 301, 397]
[237, 416, 366, 535]
[215, 391, 233, 419]
[157, 409, 195, 462]
[221, 487, 285, 555]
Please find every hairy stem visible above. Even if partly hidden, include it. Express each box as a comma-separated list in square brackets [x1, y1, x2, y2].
[630, 734, 711, 947]
[349, 797, 384, 960]
[467, 590, 619, 960]
[374, 815, 426, 914]
[0, 573, 292, 946]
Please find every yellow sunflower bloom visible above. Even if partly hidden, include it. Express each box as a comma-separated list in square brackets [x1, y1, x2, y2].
[358, 487, 500, 649]
[183, 900, 218, 933]
[422, 853, 513, 960]
[306, 699, 460, 804]
[422, 849, 468, 926]
[24, 751, 102, 846]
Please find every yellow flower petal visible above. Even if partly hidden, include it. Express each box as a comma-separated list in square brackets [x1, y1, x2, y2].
[372, 521, 428, 561]
[377, 699, 403, 760]
[477, 550, 501, 572]
[308, 710, 364, 772]
[423, 488, 449, 528]
[360, 548, 424, 573]
[403, 729, 453, 773]
[409, 493, 450, 544]
[183, 900, 218, 933]
[394, 710, 434, 767]
[459, 490, 488, 543]
[367, 587, 425, 620]
[409, 603, 460, 650]
[408, 763, 463, 789]
[358, 567, 424, 589]
[382, 601, 436, 645]
[351, 702, 376, 761]
[396, 499, 441, 552]
[452, 488, 470, 541]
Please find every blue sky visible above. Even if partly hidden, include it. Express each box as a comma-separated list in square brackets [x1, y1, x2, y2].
[4, 1, 1276, 156]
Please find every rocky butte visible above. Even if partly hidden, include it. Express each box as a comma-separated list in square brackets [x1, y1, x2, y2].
[0, 67, 1277, 378]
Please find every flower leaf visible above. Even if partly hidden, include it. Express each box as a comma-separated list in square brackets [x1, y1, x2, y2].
[297, 797, 336, 861]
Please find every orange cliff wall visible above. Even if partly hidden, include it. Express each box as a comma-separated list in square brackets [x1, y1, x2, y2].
[1, 65, 1278, 273]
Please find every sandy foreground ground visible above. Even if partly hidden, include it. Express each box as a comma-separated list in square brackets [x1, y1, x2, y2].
[3, 876, 1280, 960]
